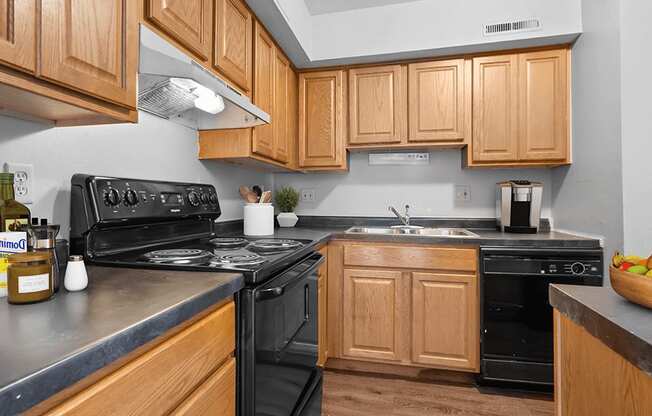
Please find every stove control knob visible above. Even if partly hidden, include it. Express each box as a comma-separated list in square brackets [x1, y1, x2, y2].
[209, 193, 218, 204]
[200, 193, 210, 204]
[188, 191, 200, 207]
[104, 188, 121, 207]
[124, 189, 138, 206]
[571, 262, 586, 275]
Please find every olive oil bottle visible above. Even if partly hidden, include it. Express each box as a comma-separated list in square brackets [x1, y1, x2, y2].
[0, 173, 30, 232]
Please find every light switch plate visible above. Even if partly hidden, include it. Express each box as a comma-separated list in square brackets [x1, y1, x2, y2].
[4, 163, 34, 204]
[455, 185, 471, 202]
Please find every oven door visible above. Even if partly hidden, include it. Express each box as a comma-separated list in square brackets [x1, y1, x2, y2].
[239, 252, 324, 416]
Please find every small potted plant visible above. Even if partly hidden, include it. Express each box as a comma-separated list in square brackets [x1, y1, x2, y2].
[275, 186, 300, 227]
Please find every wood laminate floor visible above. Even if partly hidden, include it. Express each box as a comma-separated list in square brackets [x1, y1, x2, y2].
[322, 370, 554, 416]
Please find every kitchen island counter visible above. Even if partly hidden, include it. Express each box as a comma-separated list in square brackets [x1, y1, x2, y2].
[550, 283, 652, 375]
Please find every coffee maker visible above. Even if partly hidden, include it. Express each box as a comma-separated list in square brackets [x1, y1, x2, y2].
[496, 181, 543, 233]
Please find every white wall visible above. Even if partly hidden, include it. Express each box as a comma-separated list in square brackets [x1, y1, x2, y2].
[311, 0, 582, 61]
[551, 0, 624, 258]
[252, 0, 582, 67]
[0, 113, 272, 238]
[620, 0, 652, 256]
[275, 150, 553, 219]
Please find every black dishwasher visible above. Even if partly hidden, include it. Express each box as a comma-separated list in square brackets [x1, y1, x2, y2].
[478, 247, 603, 388]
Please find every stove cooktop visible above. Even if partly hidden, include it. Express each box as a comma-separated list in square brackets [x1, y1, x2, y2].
[89, 237, 315, 285]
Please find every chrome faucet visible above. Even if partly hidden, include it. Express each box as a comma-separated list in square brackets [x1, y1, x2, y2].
[389, 204, 410, 226]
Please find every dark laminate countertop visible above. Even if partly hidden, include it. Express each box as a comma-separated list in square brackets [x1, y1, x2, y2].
[252, 225, 600, 250]
[0, 266, 243, 416]
[550, 284, 652, 376]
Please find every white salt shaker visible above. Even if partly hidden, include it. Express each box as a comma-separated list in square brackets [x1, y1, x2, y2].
[64, 255, 88, 292]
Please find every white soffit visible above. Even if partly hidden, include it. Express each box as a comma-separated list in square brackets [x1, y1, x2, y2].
[246, 0, 582, 68]
[304, 0, 424, 16]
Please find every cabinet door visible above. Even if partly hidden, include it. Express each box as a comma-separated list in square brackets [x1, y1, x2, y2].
[408, 59, 465, 142]
[412, 273, 478, 371]
[171, 358, 235, 416]
[252, 22, 275, 159]
[342, 269, 407, 362]
[299, 70, 347, 169]
[274, 51, 290, 163]
[0, 0, 36, 72]
[147, 0, 212, 61]
[214, 0, 252, 92]
[518, 49, 569, 161]
[287, 68, 299, 169]
[349, 65, 406, 145]
[40, 0, 138, 108]
[472, 55, 519, 162]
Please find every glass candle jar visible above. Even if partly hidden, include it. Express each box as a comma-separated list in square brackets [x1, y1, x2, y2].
[7, 252, 53, 304]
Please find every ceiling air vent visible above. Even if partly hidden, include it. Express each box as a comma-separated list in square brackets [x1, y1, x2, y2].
[484, 18, 541, 36]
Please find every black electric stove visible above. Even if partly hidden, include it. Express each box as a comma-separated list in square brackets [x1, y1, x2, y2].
[88, 236, 316, 285]
[70, 174, 323, 416]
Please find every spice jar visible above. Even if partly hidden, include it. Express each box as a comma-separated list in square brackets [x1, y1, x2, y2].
[7, 252, 53, 304]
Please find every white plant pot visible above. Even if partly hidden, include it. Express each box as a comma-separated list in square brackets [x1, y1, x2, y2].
[277, 212, 298, 228]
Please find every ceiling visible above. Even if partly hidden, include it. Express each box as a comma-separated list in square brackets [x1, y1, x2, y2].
[303, 0, 423, 15]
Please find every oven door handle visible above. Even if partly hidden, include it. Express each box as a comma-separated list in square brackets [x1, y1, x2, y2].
[255, 253, 324, 301]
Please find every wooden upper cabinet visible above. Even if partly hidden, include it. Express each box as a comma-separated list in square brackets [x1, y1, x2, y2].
[412, 272, 479, 371]
[299, 70, 347, 170]
[342, 269, 408, 363]
[214, 0, 252, 92]
[518, 49, 569, 161]
[39, 0, 138, 108]
[0, 0, 36, 72]
[252, 22, 275, 160]
[287, 68, 299, 170]
[274, 51, 290, 163]
[472, 54, 519, 162]
[348, 65, 406, 145]
[409, 59, 465, 143]
[147, 0, 212, 61]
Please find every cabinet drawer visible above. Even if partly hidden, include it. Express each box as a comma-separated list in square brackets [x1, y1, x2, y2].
[46, 301, 235, 416]
[171, 357, 236, 416]
[344, 244, 476, 272]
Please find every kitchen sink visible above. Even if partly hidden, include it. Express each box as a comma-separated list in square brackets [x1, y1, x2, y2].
[345, 226, 480, 238]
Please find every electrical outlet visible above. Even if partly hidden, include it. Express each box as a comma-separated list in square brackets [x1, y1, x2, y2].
[4, 163, 34, 204]
[455, 185, 471, 202]
[300, 189, 316, 202]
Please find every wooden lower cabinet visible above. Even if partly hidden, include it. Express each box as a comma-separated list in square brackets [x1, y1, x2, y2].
[328, 241, 479, 373]
[412, 273, 479, 371]
[38, 301, 236, 416]
[342, 269, 409, 363]
[171, 358, 236, 416]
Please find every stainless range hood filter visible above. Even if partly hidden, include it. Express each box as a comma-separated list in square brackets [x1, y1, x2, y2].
[139, 78, 197, 118]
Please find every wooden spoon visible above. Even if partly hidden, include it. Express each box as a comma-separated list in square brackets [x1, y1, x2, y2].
[239, 186, 258, 203]
[260, 191, 272, 204]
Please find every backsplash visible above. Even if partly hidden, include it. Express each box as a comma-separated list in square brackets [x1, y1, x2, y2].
[274, 150, 553, 219]
[0, 113, 272, 238]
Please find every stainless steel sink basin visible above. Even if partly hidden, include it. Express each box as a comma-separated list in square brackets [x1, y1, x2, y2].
[345, 226, 479, 238]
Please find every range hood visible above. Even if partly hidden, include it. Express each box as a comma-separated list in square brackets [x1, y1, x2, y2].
[138, 25, 270, 130]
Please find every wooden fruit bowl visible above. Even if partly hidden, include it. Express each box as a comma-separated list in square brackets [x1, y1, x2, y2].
[610, 266, 652, 309]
